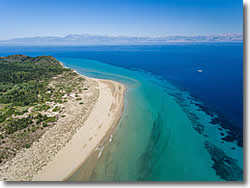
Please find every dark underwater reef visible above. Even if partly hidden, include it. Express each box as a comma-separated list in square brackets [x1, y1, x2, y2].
[167, 91, 243, 181]
[204, 141, 243, 181]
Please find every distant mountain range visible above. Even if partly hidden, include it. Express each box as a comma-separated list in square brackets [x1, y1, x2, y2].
[0, 33, 243, 46]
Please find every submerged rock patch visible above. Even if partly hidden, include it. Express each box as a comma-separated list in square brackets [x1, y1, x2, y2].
[204, 141, 243, 181]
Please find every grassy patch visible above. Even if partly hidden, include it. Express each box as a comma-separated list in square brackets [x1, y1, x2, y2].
[33, 104, 50, 112]
[52, 106, 61, 112]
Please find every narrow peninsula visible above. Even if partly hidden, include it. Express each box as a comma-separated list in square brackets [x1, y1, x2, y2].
[0, 55, 126, 181]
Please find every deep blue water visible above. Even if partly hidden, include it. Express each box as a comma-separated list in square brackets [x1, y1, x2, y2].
[0, 43, 243, 128]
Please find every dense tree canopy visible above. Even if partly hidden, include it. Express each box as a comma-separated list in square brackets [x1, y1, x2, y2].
[0, 55, 67, 106]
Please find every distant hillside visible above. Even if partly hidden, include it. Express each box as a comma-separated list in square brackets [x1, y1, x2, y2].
[0, 33, 243, 46]
[0, 55, 62, 67]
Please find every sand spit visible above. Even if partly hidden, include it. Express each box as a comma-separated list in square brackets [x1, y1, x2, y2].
[0, 73, 126, 181]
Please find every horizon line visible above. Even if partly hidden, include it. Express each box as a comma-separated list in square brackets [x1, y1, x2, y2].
[0, 32, 243, 41]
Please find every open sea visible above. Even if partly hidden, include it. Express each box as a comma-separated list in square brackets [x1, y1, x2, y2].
[0, 43, 243, 181]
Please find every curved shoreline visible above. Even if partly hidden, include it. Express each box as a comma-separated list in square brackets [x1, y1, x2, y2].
[0, 65, 126, 181]
[32, 78, 126, 181]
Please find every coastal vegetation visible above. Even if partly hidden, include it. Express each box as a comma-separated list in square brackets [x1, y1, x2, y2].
[0, 55, 86, 164]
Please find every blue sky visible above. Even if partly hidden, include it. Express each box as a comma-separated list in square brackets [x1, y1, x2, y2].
[0, 0, 243, 40]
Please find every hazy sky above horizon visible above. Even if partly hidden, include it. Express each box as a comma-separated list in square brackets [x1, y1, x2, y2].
[0, 0, 243, 40]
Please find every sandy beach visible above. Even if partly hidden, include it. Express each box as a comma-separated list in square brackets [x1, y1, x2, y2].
[33, 79, 125, 181]
[0, 71, 126, 181]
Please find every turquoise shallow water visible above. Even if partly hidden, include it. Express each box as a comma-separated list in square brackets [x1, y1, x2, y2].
[61, 58, 242, 181]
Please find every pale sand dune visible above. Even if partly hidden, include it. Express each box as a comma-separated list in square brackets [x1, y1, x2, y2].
[32, 79, 126, 181]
